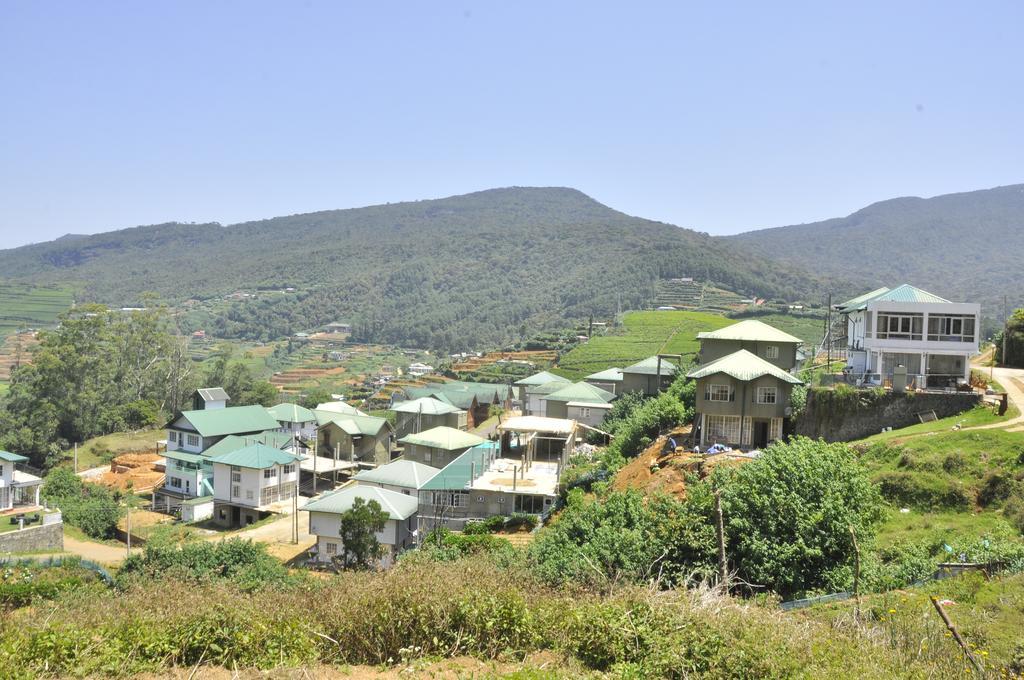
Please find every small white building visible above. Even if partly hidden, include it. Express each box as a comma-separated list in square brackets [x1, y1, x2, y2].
[305, 485, 419, 568]
[267, 403, 318, 441]
[407, 362, 435, 377]
[838, 284, 981, 388]
[0, 450, 42, 513]
[209, 443, 303, 528]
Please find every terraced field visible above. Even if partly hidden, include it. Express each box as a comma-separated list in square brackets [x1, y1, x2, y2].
[652, 279, 750, 313]
[554, 310, 732, 380]
[0, 283, 74, 338]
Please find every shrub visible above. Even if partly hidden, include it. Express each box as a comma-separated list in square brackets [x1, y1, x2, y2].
[43, 468, 123, 539]
[719, 437, 885, 597]
[602, 393, 689, 470]
[118, 538, 291, 590]
[874, 470, 973, 510]
[977, 472, 1020, 507]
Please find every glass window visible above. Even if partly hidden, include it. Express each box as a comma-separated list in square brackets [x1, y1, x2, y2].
[186, 433, 201, 448]
[705, 415, 741, 443]
[756, 387, 778, 404]
[927, 315, 976, 342]
[264, 468, 276, 479]
[325, 541, 337, 555]
[707, 384, 731, 402]
[169, 477, 182, 489]
[876, 313, 923, 340]
[765, 346, 779, 359]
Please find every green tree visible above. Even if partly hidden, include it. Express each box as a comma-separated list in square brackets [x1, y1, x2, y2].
[994, 308, 1024, 368]
[299, 387, 333, 410]
[336, 498, 390, 569]
[717, 437, 885, 597]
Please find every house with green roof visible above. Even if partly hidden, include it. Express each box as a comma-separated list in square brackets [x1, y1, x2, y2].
[0, 450, 42, 513]
[165, 405, 280, 455]
[513, 371, 570, 410]
[540, 381, 616, 425]
[696, 319, 803, 371]
[584, 367, 624, 395]
[389, 397, 467, 439]
[399, 426, 486, 469]
[305, 485, 419, 567]
[836, 284, 980, 387]
[209, 443, 303, 528]
[267, 403, 318, 440]
[522, 381, 568, 417]
[687, 349, 803, 450]
[416, 440, 558, 533]
[316, 413, 394, 467]
[352, 459, 440, 495]
[620, 355, 682, 396]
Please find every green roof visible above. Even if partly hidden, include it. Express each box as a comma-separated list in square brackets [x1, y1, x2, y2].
[514, 371, 571, 387]
[420, 442, 499, 491]
[697, 319, 803, 344]
[201, 431, 295, 458]
[544, 381, 616, 404]
[181, 495, 214, 506]
[585, 367, 624, 382]
[267, 403, 316, 424]
[173, 406, 279, 438]
[389, 397, 463, 416]
[837, 287, 891, 313]
[209, 443, 302, 469]
[525, 382, 569, 397]
[163, 449, 210, 465]
[622, 356, 681, 376]
[313, 402, 366, 424]
[353, 459, 440, 489]
[399, 426, 485, 451]
[321, 413, 390, 437]
[687, 349, 803, 384]
[303, 485, 418, 520]
[838, 284, 952, 312]
[0, 450, 28, 463]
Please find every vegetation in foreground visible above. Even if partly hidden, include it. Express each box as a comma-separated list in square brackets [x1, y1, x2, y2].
[5, 550, 1022, 679]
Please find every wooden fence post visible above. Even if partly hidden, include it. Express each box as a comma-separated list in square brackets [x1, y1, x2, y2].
[715, 490, 727, 589]
[929, 596, 983, 674]
[849, 525, 861, 621]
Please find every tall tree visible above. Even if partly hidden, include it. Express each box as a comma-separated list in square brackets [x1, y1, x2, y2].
[336, 498, 390, 570]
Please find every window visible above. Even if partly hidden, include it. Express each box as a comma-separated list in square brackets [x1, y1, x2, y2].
[325, 541, 337, 555]
[423, 450, 432, 463]
[186, 433, 200, 448]
[231, 467, 241, 483]
[283, 464, 295, 474]
[168, 431, 177, 443]
[514, 494, 545, 514]
[756, 387, 778, 404]
[765, 345, 779, 360]
[704, 415, 741, 444]
[579, 407, 591, 418]
[707, 384, 732, 402]
[431, 491, 466, 508]
[169, 477, 182, 489]
[232, 484, 241, 498]
[264, 468, 276, 479]
[246, 489, 254, 500]
[927, 315, 976, 343]
[876, 313, 923, 340]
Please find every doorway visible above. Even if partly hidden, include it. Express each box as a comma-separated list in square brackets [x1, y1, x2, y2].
[231, 506, 241, 527]
[753, 421, 769, 449]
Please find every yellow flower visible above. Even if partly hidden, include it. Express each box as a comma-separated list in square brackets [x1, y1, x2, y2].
[889, 609, 897, 613]
[981, 651, 988, 656]
[946, 632, 953, 637]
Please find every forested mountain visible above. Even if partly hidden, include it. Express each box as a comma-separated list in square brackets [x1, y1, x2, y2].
[727, 184, 1024, 325]
[0, 188, 822, 350]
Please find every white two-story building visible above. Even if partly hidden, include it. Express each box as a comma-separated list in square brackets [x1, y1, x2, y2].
[0, 450, 42, 514]
[209, 443, 303, 528]
[838, 284, 980, 388]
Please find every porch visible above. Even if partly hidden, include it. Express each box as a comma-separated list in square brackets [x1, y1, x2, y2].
[0, 470, 43, 514]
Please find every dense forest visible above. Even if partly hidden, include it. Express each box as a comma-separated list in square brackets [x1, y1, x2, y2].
[728, 183, 1024, 328]
[0, 188, 826, 351]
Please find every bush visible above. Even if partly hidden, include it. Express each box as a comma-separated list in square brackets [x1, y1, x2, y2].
[43, 468, 123, 539]
[719, 437, 885, 597]
[118, 538, 292, 591]
[977, 472, 1020, 507]
[873, 470, 973, 510]
[602, 393, 690, 470]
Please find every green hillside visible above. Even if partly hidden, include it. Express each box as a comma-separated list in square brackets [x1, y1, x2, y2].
[0, 282, 74, 338]
[727, 183, 1024, 328]
[555, 309, 732, 379]
[0, 188, 822, 352]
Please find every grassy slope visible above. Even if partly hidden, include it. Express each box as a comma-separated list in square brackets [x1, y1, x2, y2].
[59, 429, 165, 470]
[734, 312, 826, 346]
[554, 310, 732, 380]
[0, 282, 74, 339]
[854, 407, 1024, 553]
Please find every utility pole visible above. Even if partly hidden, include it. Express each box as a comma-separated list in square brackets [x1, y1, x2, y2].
[73, 443, 78, 473]
[125, 502, 132, 557]
[1002, 294, 1008, 368]
[714, 490, 727, 590]
[292, 486, 298, 544]
[826, 293, 832, 373]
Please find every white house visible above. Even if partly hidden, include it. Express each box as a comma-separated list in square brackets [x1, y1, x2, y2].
[191, 387, 230, 410]
[837, 284, 981, 388]
[0, 450, 42, 513]
[305, 485, 419, 568]
[209, 443, 303, 528]
[267, 402, 318, 440]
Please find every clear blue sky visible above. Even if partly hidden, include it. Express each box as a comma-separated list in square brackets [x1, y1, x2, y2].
[2, 1, 1023, 249]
